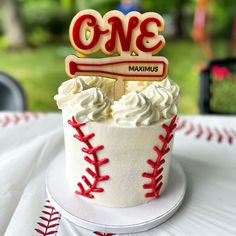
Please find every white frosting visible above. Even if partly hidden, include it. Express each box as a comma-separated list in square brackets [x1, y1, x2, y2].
[68, 88, 111, 122]
[63, 111, 174, 207]
[125, 81, 151, 93]
[81, 76, 115, 99]
[55, 77, 179, 126]
[125, 78, 180, 102]
[54, 77, 88, 109]
[56, 76, 179, 208]
[143, 84, 177, 119]
[111, 92, 157, 127]
[154, 78, 180, 101]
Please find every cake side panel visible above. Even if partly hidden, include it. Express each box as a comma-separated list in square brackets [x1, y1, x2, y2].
[63, 110, 175, 207]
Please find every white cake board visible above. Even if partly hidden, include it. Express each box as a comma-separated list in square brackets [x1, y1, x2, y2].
[46, 154, 186, 234]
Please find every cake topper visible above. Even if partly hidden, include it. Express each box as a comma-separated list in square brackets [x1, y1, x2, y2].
[65, 9, 168, 100]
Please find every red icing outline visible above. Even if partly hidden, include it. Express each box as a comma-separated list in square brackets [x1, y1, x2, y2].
[70, 11, 165, 54]
[105, 16, 139, 53]
[35, 200, 61, 236]
[142, 115, 177, 198]
[68, 116, 110, 199]
[136, 17, 164, 53]
[69, 59, 167, 78]
[72, 14, 108, 51]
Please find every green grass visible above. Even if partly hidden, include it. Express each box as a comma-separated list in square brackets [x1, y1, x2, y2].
[0, 40, 228, 113]
[0, 45, 73, 111]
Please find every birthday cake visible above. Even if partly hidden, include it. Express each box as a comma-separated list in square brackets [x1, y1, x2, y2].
[54, 10, 179, 208]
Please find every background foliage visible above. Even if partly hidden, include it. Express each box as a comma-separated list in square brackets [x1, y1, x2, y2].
[0, 0, 235, 113]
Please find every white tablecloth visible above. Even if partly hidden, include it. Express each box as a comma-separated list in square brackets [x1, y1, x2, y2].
[1, 112, 236, 236]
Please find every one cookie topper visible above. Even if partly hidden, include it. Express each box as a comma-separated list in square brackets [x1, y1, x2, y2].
[65, 9, 168, 100]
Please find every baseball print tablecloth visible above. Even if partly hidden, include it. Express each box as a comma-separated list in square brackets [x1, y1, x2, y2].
[0, 112, 236, 236]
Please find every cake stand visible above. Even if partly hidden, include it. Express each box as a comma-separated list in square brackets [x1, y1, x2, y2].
[46, 154, 186, 234]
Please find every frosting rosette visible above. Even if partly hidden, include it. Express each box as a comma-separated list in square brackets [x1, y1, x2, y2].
[125, 78, 179, 102]
[81, 76, 114, 99]
[125, 81, 151, 94]
[111, 92, 157, 126]
[54, 77, 88, 109]
[68, 87, 111, 122]
[154, 78, 180, 101]
[143, 84, 177, 119]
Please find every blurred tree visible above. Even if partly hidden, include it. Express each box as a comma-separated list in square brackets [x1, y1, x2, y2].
[1, 0, 27, 49]
[60, 0, 76, 14]
[142, 0, 192, 38]
[76, 0, 192, 38]
[76, 0, 119, 14]
[21, 0, 70, 45]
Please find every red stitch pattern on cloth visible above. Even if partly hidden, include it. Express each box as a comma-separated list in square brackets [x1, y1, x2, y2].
[142, 115, 177, 198]
[22, 112, 30, 122]
[185, 122, 194, 135]
[94, 232, 114, 236]
[35, 200, 61, 236]
[206, 127, 213, 141]
[223, 128, 233, 144]
[2, 115, 10, 128]
[176, 119, 186, 131]
[14, 114, 20, 124]
[0, 112, 43, 128]
[215, 128, 223, 143]
[68, 116, 110, 199]
[196, 124, 203, 138]
[172, 118, 236, 145]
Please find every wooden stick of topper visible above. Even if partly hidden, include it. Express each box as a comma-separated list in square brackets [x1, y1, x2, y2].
[65, 9, 168, 100]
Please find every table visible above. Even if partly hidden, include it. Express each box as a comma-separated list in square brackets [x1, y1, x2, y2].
[0, 112, 236, 236]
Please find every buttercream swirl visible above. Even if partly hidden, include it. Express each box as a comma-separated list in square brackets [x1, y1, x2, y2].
[154, 78, 180, 101]
[142, 84, 177, 119]
[125, 78, 180, 102]
[68, 88, 111, 122]
[81, 76, 115, 99]
[54, 77, 88, 109]
[125, 81, 150, 94]
[111, 92, 157, 126]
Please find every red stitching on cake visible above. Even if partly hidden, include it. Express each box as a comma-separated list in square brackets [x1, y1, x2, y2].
[176, 119, 186, 131]
[223, 128, 233, 144]
[94, 232, 114, 236]
[196, 124, 203, 138]
[185, 123, 194, 135]
[142, 115, 177, 198]
[35, 200, 61, 236]
[215, 127, 223, 143]
[68, 116, 110, 199]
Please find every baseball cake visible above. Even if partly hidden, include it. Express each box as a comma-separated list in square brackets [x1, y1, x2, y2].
[54, 9, 180, 208]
